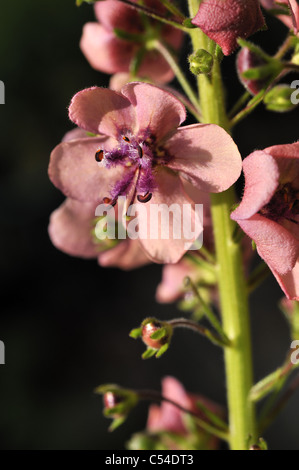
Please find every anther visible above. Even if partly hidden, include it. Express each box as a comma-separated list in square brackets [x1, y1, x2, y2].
[123, 136, 130, 142]
[138, 145, 143, 158]
[103, 197, 117, 206]
[95, 149, 104, 162]
[137, 192, 152, 203]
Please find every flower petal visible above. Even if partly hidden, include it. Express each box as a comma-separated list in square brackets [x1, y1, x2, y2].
[80, 23, 136, 75]
[147, 377, 190, 434]
[155, 261, 193, 303]
[48, 198, 98, 258]
[69, 87, 136, 138]
[121, 82, 186, 141]
[166, 123, 242, 193]
[264, 142, 299, 189]
[273, 260, 299, 301]
[48, 136, 123, 203]
[231, 150, 280, 220]
[234, 213, 298, 274]
[98, 239, 150, 269]
[127, 168, 202, 264]
[94, 0, 142, 33]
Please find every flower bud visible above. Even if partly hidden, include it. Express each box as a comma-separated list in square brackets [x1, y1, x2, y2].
[264, 84, 299, 112]
[130, 317, 173, 359]
[237, 47, 269, 94]
[188, 49, 214, 75]
[95, 384, 139, 430]
[191, 0, 266, 56]
[141, 318, 173, 350]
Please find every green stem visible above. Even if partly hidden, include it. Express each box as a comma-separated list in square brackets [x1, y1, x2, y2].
[188, 0, 256, 450]
[169, 317, 230, 348]
[118, 0, 189, 32]
[152, 40, 202, 119]
[159, 0, 186, 20]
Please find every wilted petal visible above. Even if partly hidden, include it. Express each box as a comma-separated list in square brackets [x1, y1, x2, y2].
[69, 87, 137, 138]
[231, 151, 280, 220]
[48, 137, 123, 203]
[121, 82, 186, 141]
[48, 198, 98, 258]
[166, 124, 242, 193]
[234, 214, 298, 274]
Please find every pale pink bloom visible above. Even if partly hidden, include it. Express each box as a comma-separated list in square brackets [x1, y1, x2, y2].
[147, 376, 222, 449]
[80, 0, 183, 84]
[231, 143, 299, 300]
[191, 0, 265, 56]
[260, 0, 299, 33]
[48, 196, 151, 270]
[49, 82, 241, 264]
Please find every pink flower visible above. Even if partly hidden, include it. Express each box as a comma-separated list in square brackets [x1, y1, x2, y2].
[260, 0, 299, 33]
[49, 196, 151, 270]
[147, 376, 223, 449]
[191, 0, 265, 56]
[231, 143, 299, 300]
[80, 0, 183, 84]
[49, 82, 242, 264]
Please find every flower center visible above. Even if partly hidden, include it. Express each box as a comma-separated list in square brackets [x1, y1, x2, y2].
[260, 183, 299, 224]
[95, 130, 171, 205]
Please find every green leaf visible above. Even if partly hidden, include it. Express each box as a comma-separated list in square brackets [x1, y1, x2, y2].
[76, 0, 95, 5]
[114, 28, 144, 43]
[155, 343, 169, 358]
[150, 327, 167, 340]
[142, 348, 157, 360]
[129, 327, 142, 339]
[109, 416, 126, 432]
[195, 401, 228, 431]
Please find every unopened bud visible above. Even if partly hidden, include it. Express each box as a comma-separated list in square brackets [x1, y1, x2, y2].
[237, 48, 269, 95]
[95, 384, 138, 430]
[264, 84, 299, 112]
[191, 0, 265, 56]
[130, 317, 173, 359]
[188, 49, 213, 75]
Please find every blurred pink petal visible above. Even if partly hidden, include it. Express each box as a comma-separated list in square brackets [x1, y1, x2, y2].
[98, 238, 151, 270]
[80, 0, 183, 83]
[155, 260, 196, 303]
[80, 23, 135, 74]
[48, 198, 98, 258]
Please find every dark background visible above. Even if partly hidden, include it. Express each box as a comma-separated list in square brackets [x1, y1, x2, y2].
[0, 0, 298, 450]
